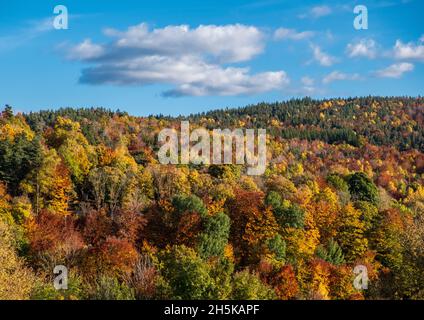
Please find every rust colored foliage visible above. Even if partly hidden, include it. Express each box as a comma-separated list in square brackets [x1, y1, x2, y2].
[98, 236, 138, 275]
[227, 189, 264, 263]
[306, 258, 332, 300]
[82, 236, 138, 278]
[28, 210, 84, 265]
[176, 211, 202, 247]
[114, 209, 147, 244]
[143, 204, 174, 248]
[228, 189, 279, 265]
[81, 209, 113, 246]
[243, 206, 279, 247]
[273, 265, 299, 300]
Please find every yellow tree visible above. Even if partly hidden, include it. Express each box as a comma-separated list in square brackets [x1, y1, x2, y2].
[336, 203, 368, 263]
[46, 116, 94, 183]
[21, 148, 73, 215]
[308, 187, 339, 241]
[0, 219, 35, 299]
[0, 182, 12, 223]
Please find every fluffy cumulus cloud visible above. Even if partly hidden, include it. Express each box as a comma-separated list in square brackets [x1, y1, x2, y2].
[346, 39, 377, 59]
[106, 23, 264, 63]
[393, 39, 424, 61]
[67, 39, 105, 60]
[311, 44, 337, 66]
[66, 23, 289, 96]
[375, 62, 414, 78]
[273, 28, 315, 40]
[322, 71, 360, 84]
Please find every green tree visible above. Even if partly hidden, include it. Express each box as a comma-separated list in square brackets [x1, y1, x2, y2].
[209, 257, 234, 299]
[279, 204, 305, 229]
[232, 270, 276, 300]
[265, 191, 282, 210]
[316, 239, 345, 265]
[89, 276, 135, 300]
[327, 173, 349, 193]
[266, 191, 304, 229]
[172, 194, 208, 217]
[0, 134, 42, 195]
[197, 212, 231, 259]
[347, 172, 379, 205]
[159, 245, 214, 299]
[266, 234, 287, 263]
[3, 105, 14, 118]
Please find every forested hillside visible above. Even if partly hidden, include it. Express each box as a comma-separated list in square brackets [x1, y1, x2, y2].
[1, 97, 423, 300]
[189, 97, 424, 151]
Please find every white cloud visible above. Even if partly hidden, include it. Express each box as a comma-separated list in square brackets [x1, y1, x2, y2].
[80, 55, 289, 96]
[104, 23, 264, 63]
[311, 5, 332, 17]
[322, 71, 360, 84]
[311, 44, 337, 66]
[375, 62, 414, 78]
[393, 39, 424, 61]
[67, 39, 104, 60]
[67, 23, 289, 96]
[300, 5, 332, 18]
[273, 28, 315, 40]
[346, 39, 377, 59]
[420, 35, 424, 42]
[164, 67, 289, 97]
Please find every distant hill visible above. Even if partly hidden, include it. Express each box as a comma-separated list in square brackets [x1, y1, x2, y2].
[185, 96, 424, 151]
[24, 96, 424, 152]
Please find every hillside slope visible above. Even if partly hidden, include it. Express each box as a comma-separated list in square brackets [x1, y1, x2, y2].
[0, 97, 423, 300]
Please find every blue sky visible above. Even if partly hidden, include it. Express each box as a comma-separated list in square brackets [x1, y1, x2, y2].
[0, 0, 423, 116]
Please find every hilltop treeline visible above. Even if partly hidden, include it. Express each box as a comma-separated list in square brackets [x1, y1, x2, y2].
[187, 97, 424, 151]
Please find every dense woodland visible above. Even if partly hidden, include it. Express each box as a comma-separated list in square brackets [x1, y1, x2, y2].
[1, 97, 424, 300]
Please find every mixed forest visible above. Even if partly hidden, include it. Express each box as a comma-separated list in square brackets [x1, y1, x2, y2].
[0, 96, 424, 300]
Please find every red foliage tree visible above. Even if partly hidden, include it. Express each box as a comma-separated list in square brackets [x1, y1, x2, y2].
[28, 210, 84, 269]
[81, 209, 113, 246]
[273, 265, 299, 300]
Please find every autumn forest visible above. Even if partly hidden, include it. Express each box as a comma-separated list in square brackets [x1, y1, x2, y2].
[1, 96, 424, 300]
